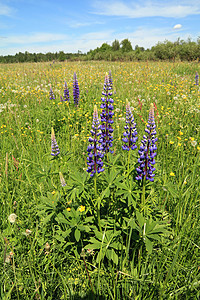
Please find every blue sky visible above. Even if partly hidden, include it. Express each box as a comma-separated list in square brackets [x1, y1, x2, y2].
[0, 0, 200, 55]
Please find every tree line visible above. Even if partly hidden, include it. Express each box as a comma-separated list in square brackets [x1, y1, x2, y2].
[1, 37, 200, 63]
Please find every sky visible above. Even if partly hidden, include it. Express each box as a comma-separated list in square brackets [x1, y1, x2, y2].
[0, 0, 200, 55]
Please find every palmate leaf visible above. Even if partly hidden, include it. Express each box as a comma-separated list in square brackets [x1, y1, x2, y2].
[100, 186, 111, 200]
[65, 171, 90, 200]
[135, 211, 171, 253]
[85, 229, 121, 264]
[102, 168, 119, 187]
[115, 177, 138, 207]
[106, 248, 119, 264]
[69, 171, 88, 186]
[105, 153, 122, 170]
[144, 237, 153, 254]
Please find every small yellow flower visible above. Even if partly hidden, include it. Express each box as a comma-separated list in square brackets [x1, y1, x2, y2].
[66, 207, 71, 212]
[169, 141, 174, 144]
[170, 172, 175, 177]
[179, 131, 183, 136]
[78, 205, 85, 212]
[197, 146, 200, 151]
[178, 143, 182, 147]
[52, 190, 56, 195]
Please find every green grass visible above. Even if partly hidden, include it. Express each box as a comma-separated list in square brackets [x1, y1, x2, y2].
[0, 60, 199, 299]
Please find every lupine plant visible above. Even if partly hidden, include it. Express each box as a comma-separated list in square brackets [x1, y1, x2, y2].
[135, 103, 157, 211]
[136, 103, 157, 182]
[109, 70, 113, 88]
[86, 105, 104, 177]
[99, 73, 114, 154]
[195, 71, 199, 85]
[122, 100, 138, 151]
[49, 85, 55, 100]
[64, 81, 70, 101]
[51, 127, 60, 156]
[73, 72, 80, 105]
[86, 105, 104, 232]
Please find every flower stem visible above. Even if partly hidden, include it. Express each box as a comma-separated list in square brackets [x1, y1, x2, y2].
[127, 150, 131, 176]
[94, 174, 102, 233]
[142, 176, 146, 214]
[94, 173, 97, 197]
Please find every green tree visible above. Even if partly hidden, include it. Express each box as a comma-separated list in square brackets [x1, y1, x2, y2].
[112, 39, 120, 51]
[120, 39, 133, 52]
[99, 43, 112, 52]
[58, 51, 66, 62]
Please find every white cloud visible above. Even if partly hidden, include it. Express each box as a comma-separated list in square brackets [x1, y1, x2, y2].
[0, 3, 14, 16]
[69, 21, 104, 28]
[173, 24, 182, 30]
[0, 30, 114, 55]
[0, 33, 69, 47]
[81, 30, 113, 41]
[92, 1, 200, 18]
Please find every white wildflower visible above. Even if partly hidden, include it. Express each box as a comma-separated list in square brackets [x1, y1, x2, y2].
[191, 140, 197, 147]
[8, 213, 17, 224]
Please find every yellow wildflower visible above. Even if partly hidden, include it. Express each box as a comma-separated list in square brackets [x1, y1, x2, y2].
[170, 172, 175, 177]
[78, 205, 85, 212]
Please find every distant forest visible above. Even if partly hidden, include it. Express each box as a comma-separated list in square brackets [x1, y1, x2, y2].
[1, 37, 200, 63]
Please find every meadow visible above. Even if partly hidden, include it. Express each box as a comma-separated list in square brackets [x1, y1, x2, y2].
[0, 60, 199, 299]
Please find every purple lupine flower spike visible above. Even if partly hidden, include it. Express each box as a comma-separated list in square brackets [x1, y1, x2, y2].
[195, 72, 199, 85]
[64, 81, 70, 101]
[87, 105, 104, 177]
[51, 127, 60, 156]
[99, 73, 114, 154]
[109, 70, 113, 89]
[136, 103, 157, 182]
[73, 72, 79, 105]
[122, 100, 138, 151]
[49, 85, 55, 100]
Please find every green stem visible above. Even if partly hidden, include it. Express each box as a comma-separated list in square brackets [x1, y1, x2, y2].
[97, 200, 102, 233]
[127, 150, 131, 177]
[94, 174, 102, 233]
[94, 174, 97, 197]
[142, 177, 146, 214]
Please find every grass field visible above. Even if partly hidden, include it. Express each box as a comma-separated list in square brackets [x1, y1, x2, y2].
[0, 60, 200, 299]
